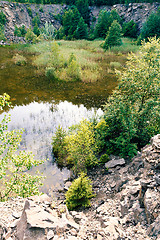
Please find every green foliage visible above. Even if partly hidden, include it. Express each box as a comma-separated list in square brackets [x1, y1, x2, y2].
[40, 21, 55, 40]
[122, 20, 138, 38]
[27, 7, 33, 17]
[33, 24, 40, 36]
[25, 27, 37, 43]
[75, 17, 88, 39]
[52, 126, 67, 166]
[65, 173, 94, 210]
[0, 10, 6, 26]
[12, 54, 27, 66]
[52, 120, 97, 174]
[103, 37, 160, 158]
[139, 8, 160, 41]
[14, 25, 27, 37]
[75, 0, 90, 25]
[61, 6, 81, 40]
[32, 15, 40, 27]
[0, 94, 44, 201]
[65, 120, 97, 174]
[94, 9, 122, 39]
[0, 24, 6, 41]
[99, 154, 109, 164]
[39, 6, 44, 13]
[66, 53, 81, 80]
[103, 20, 122, 50]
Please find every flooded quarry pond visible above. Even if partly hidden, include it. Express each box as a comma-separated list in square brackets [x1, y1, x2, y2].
[0, 44, 119, 193]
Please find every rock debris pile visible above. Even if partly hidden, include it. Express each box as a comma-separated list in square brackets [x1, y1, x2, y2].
[0, 134, 160, 240]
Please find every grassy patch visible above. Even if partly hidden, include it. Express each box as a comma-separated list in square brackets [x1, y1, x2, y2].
[27, 38, 139, 82]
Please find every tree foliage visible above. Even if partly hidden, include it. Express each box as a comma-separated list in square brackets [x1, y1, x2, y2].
[122, 20, 138, 38]
[0, 94, 44, 201]
[103, 20, 122, 50]
[94, 9, 122, 39]
[65, 173, 94, 210]
[103, 37, 160, 158]
[0, 10, 6, 26]
[138, 8, 160, 44]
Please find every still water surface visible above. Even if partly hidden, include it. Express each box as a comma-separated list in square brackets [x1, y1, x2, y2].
[0, 46, 116, 193]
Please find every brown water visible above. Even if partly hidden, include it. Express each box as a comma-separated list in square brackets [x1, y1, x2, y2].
[0, 45, 118, 193]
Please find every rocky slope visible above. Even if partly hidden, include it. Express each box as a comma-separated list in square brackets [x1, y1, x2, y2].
[0, 1, 160, 42]
[0, 134, 160, 240]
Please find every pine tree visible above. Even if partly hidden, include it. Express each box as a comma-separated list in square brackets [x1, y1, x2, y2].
[103, 20, 122, 50]
[75, 17, 88, 39]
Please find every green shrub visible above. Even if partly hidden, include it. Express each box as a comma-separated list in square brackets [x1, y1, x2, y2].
[14, 25, 27, 37]
[32, 15, 40, 27]
[0, 10, 6, 25]
[122, 20, 138, 38]
[33, 23, 40, 36]
[103, 20, 122, 50]
[103, 37, 160, 158]
[0, 94, 44, 201]
[25, 27, 37, 43]
[66, 53, 81, 81]
[99, 154, 109, 164]
[65, 120, 97, 175]
[65, 173, 94, 210]
[12, 54, 27, 65]
[52, 126, 67, 166]
[27, 7, 32, 17]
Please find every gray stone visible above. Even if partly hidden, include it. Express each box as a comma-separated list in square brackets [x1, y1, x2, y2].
[144, 189, 160, 224]
[155, 175, 160, 185]
[105, 156, 125, 168]
[151, 134, 160, 151]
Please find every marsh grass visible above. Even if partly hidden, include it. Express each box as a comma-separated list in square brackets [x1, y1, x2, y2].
[27, 38, 139, 82]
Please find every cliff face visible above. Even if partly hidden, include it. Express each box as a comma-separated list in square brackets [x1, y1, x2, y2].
[0, 1, 160, 41]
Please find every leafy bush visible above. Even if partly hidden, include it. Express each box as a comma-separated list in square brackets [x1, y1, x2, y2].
[66, 53, 81, 81]
[103, 20, 122, 50]
[25, 27, 37, 43]
[14, 25, 27, 37]
[0, 94, 44, 201]
[12, 54, 27, 66]
[99, 154, 109, 164]
[65, 173, 94, 210]
[103, 37, 160, 158]
[122, 20, 138, 38]
[65, 120, 97, 174]
[0, 10, 6, 25]
[52, 120, 97, 174]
